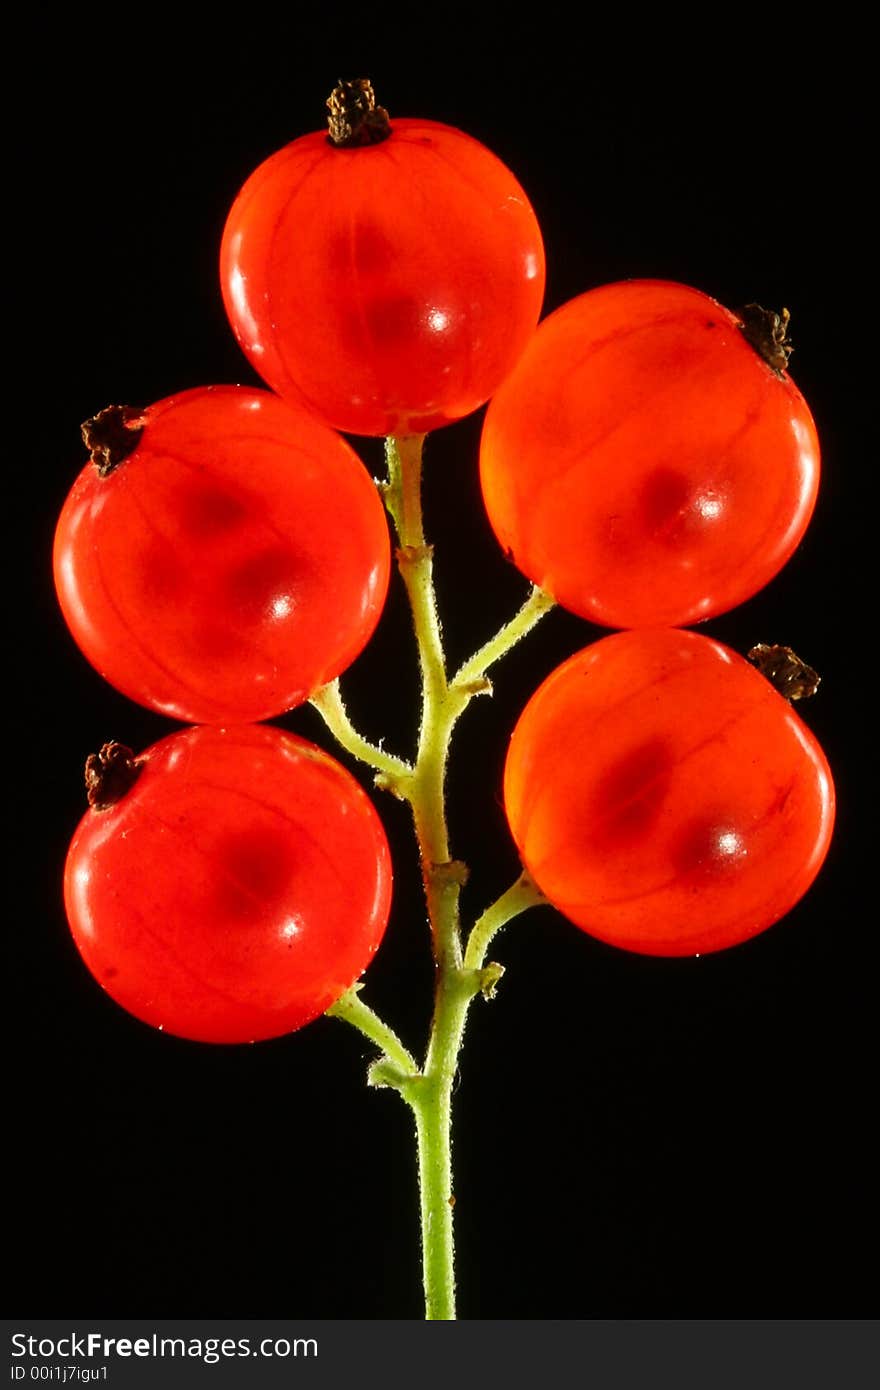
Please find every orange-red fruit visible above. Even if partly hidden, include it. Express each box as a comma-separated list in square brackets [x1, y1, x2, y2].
[480, 280, 820, 628]
[54, 386, 390, 724]
[220, 119, 545, 436]
[64, 724, 393, 1043]
[504, 629, 834, 956]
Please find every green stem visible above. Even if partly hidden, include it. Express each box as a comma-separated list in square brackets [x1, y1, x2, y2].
[385, 436, 461, 971]
[325, 986, 418, 1077]
[464, 872, 547, 971]
[453, 586, 555, 690]
[310, 679, 412, 791]
[410, 963, 477, 1320]
[384, 436, 448, 721]
[326, 433, 553, 1319]
[386, 434, 550, 1320]
[411, 1074, 456, 1318]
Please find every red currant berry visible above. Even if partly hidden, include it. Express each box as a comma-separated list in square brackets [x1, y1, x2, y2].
[54, 386, 390, 724]
[64, 724, 393, 1043]
[480, 280, 820, 628]
[220, 82, 545, 436]
[504, 629, 834, 956]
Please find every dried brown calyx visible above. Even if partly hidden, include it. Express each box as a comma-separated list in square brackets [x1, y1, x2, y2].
[85, 742, 142, 810]
[326, 79, 391, 148]
[737, 304, 793, 375]
[747, 644, 820, 701]
[81, 404, 145, 477]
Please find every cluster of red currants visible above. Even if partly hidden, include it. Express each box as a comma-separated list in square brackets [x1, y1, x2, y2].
[55, 82, 834, 1045]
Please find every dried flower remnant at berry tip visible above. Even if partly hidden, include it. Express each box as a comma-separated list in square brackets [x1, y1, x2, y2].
[737, 304, 793, 375]
[326, 78, 391, 148]
[81, 405, 146, 478]
[84, 742, 142, 810]
[747, 644, 820, 701]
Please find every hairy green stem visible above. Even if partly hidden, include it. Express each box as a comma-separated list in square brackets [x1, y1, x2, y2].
[385, 436, 463, 971]
[325, 433, 553, 1319]
[453, 586, 556, 689]
[325, 986, 418, 1076]
[310, 680, 412, 789]
[464, 872, 548, 971]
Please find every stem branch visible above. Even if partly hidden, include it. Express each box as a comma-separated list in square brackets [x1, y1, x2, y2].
[310, 680, 412, 789]
[464, 872, 547, 971]
[453, 586, 555, 690]
[326, 986, 418, 1076]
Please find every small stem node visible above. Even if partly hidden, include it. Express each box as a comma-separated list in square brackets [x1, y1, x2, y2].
[454, 676, 493, 698]
[396, 542, 434, 566]
[368, 1059, 421, 1094]
[478, 962, 505, 1000]
[373, 771, 412, 801]
[430, 859, 470, 889]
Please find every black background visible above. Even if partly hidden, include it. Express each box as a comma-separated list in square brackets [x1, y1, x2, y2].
[14, 11, 872, 1319]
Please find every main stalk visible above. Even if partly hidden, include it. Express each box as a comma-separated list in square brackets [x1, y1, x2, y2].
[384, 434, 466, 1318]
[321, 436, 552, 1318]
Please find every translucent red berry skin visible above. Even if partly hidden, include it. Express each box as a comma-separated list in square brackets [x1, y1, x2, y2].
[53, 386, 390, 724]
[480, 280, 820, 628]
[64, 724, 393, 1043]
[504, 629, 834, 956]
[220, 119, 545, 436]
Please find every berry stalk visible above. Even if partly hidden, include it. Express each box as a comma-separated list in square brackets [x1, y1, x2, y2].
[314, 433, 553, 1318]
